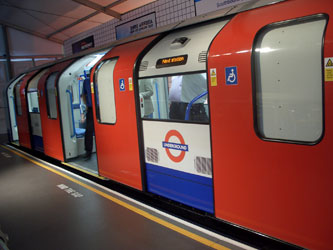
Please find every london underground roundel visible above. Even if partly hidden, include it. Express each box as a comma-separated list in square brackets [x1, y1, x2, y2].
[162, 130, 188, 163]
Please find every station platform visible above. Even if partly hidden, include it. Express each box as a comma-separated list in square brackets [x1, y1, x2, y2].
[0, 144, 255, 250]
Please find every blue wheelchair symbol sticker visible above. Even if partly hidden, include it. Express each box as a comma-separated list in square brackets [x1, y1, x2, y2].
[119, 78, 125, 91]
[225, 66, 238, 85]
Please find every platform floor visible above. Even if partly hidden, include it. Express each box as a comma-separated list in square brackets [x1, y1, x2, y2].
[0, 144, 255, 250]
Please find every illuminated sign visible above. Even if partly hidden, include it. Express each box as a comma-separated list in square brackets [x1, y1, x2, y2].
[156, 55, 188, 69]
[72, 36, 94, 54]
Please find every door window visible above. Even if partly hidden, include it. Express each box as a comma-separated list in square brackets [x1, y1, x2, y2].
[27, 91, 39, 113]
[46, 72, 59, 119]
[138, 72, 209, 122]
[94, 58, 118, 124]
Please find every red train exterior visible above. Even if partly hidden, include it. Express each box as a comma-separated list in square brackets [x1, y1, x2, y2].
[16, 71, 38, 149]
[90, 36, 157, 190]
[208, 1, 333, 248]
[7, 0, 333, 249]
[37, 60, 75, 161]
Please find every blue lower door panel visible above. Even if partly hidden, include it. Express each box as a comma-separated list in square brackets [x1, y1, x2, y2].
[32, 135, 44, 152]
[146, 163, 214, 213]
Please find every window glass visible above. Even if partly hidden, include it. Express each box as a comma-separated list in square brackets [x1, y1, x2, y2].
[253, 17, 327, 143]
[138, 72, 209, 122]
[27, 91, 39, 113]
[46, 72, 58, 119]
[15, 82, 22, 116]
[94, 59, 117, 124]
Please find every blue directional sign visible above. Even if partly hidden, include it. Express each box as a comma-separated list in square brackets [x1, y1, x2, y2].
[119, 78, 125, 91]
[225, 66, 238, 85]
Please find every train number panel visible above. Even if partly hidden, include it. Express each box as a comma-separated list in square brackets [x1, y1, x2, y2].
[143, 121, 214, 213]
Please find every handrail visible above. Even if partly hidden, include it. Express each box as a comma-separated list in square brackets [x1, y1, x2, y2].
[79, 74, 84, 115]
[154, 81, 161, 119]
[10, 96, 17, 127]
[66, 90, 76, 138]
[185, 91, 208, 121]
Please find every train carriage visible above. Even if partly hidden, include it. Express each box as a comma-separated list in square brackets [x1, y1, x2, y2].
[5, 0, 333, 249]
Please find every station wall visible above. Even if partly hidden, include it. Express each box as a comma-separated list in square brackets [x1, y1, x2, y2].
[64, 0, 196, 55]
[1, 0, 198, 141]
[0, 26, 63, 139]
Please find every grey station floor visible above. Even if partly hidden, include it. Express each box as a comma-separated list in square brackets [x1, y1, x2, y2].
[0, 144, 256, 250]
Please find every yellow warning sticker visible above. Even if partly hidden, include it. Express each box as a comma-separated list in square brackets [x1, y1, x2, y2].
[129, 77, 133, 91]
[90, 82, 94, 94]
[210, 68, 217, 86]
[325, 57, 333, 82]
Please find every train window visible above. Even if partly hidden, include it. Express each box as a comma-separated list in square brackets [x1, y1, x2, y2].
[14, 82, 22, 116]
[46, 72, 58, 119]
[94, 58, 117, 124]
[253, 16, 327, 143]
[27, 91, 39, 113]
[138, 73, 209, 122]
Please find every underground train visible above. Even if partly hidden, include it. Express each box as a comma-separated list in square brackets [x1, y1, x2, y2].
[5, 0, 333, 249]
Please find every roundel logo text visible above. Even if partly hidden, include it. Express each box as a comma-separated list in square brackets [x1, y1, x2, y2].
[162, 130, 188, 163]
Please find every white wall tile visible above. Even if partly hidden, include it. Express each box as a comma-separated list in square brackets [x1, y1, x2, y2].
[64, 0, 196, 55]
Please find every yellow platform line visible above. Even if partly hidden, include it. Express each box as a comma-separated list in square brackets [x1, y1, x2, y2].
[1, 145, 230, 250]
[61, 161, 108, 180]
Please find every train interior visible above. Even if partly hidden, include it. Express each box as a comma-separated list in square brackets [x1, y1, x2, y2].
[57, 52, 106, 174]
[7, 74, 26, 144]
[139, 73, 209, 121]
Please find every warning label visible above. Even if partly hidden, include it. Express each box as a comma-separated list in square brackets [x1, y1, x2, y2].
[129, 77, 133, 91]
[210, 68, 217, 86]
[325, 57, 333, 82]
[90, 82, 94, 94]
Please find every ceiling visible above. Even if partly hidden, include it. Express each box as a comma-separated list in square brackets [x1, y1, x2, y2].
[0, 0, 156, 44]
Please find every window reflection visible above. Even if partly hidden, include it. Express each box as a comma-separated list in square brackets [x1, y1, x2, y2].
[139, 79, 154, 118]
[138, 72, 209, 122]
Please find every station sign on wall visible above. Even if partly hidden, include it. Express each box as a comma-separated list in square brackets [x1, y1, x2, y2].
[72, 35, 94, 54]
[116, 12, 156, 40]
[195, 0, 253, 16]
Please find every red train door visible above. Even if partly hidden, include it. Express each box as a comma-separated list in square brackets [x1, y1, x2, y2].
[15, 71, 37, 149]
[26, 68, 50, 152]
[90, 36, 157, 190]
[38, 60, 74, 161]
